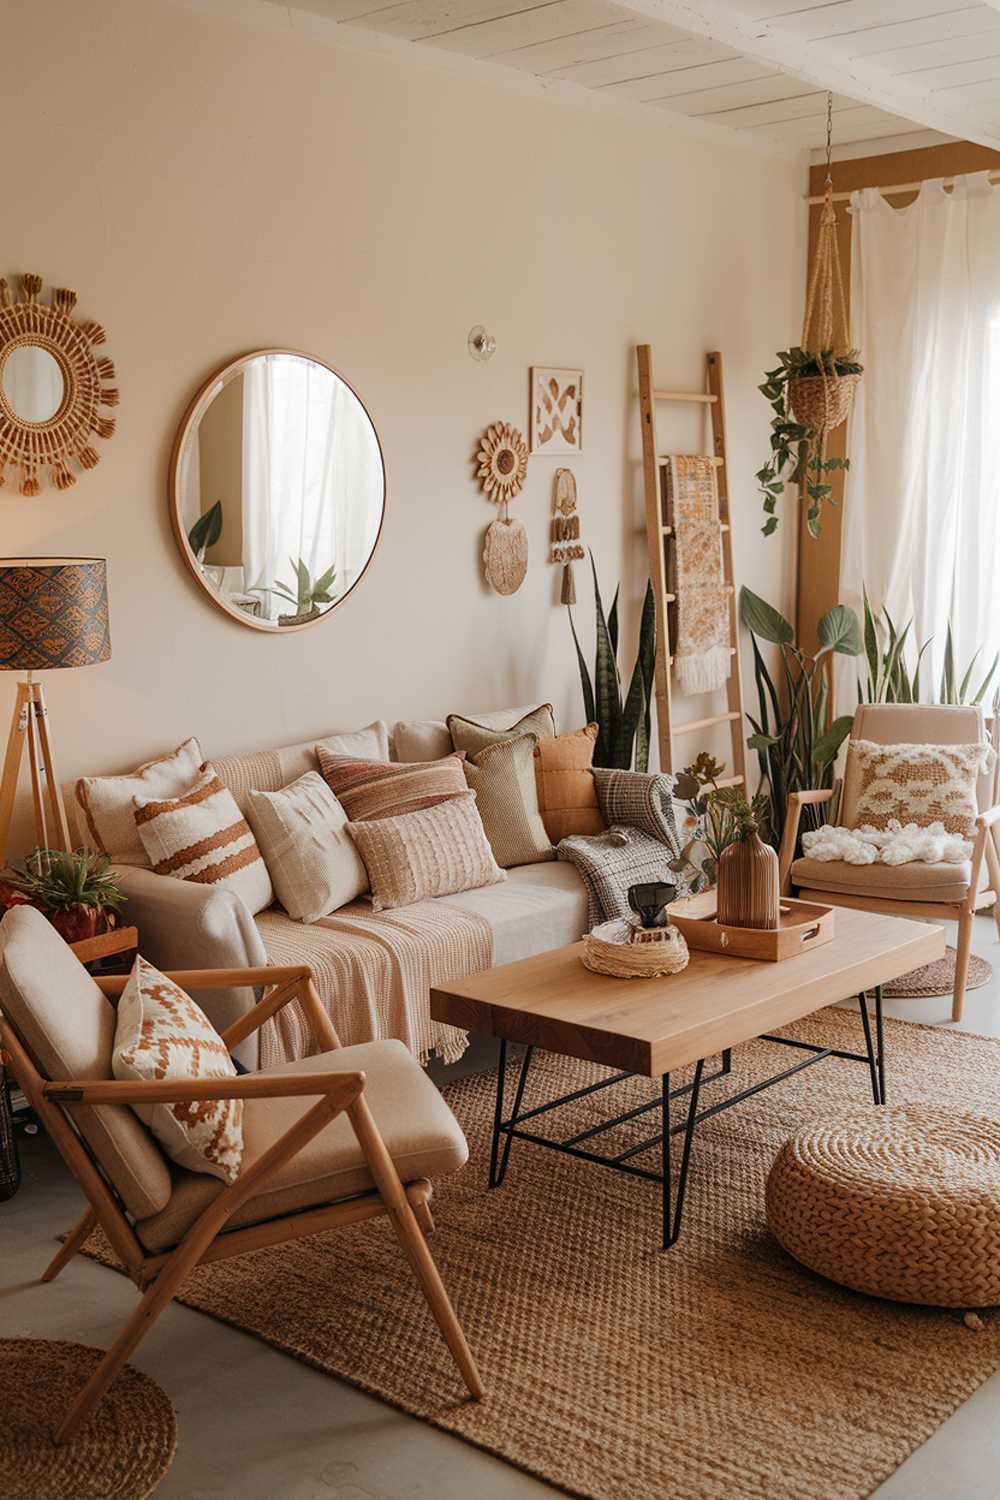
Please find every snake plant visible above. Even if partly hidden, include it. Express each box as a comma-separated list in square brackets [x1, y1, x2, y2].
[568, 554, 656, 771]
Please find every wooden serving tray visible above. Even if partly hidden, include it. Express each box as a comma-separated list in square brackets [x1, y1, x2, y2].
[667, 898, 834, 962]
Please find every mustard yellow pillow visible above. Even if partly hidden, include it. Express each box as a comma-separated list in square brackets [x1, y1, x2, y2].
[533, 725, 606, 844]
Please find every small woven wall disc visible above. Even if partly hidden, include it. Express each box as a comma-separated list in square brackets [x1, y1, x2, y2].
[483, 517, 528, 595]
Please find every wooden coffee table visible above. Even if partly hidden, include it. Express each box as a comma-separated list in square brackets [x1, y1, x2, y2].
[431, 906, 944, 1248]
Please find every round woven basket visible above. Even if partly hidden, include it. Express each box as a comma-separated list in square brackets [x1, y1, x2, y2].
[788, 371, 860, 434]
[766, 1105, 1000, 1308]
[581, 919, 689, 979]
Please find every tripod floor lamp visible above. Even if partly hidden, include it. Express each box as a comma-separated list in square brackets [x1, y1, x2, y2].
[0, 558, 111, 865]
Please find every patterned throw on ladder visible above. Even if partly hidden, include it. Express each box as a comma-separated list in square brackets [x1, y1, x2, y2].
[663, 455, 732, 696]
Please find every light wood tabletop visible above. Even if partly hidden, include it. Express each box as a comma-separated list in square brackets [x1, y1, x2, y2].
[431, 906, 945, 1077]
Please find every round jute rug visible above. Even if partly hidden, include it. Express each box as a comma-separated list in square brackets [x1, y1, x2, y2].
[883, 946, 992, 999]
[0, 1339, 176, 1500]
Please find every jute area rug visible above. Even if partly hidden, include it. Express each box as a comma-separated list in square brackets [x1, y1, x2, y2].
[81, 1008, 1000, 1500]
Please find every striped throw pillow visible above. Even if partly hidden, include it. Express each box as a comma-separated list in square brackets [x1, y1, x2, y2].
[133, 765, 274, 915]
[315, 746, 468, 823]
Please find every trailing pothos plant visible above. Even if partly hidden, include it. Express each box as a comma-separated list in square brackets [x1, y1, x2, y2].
[757, 347, 862, 539]
[739, 586, 862, 849]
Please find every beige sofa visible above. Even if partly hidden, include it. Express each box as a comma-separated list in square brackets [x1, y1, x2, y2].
[69, 715, 589, 1069]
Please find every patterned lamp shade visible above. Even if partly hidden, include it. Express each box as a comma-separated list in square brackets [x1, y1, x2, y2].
[0, 558, 111, 671]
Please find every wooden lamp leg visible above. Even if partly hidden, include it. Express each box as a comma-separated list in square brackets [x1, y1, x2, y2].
[0, 680, 30, 866]
[30, 679, 71, 852]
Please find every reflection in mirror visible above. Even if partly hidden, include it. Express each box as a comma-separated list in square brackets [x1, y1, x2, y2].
[2, 345, 65, 423]
[174, 352, 385, 629]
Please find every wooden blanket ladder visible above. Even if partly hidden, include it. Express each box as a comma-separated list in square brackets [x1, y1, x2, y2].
[636, 346, 746, 787]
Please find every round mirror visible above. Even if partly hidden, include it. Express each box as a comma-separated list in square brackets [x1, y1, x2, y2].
[170, 350, 386, 631]
[2, 345, 65, 424]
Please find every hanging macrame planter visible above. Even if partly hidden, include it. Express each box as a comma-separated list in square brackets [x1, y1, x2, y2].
[757, 95, 863, 539]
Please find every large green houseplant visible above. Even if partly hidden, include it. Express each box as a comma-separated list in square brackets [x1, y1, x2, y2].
[568, 554, 656, 771]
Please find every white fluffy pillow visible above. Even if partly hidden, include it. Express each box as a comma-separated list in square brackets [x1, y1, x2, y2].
[246, 771, 367, 923]
[112, 956, 243, 1183]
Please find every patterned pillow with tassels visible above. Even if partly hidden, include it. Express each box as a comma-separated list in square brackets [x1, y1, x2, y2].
[112, 956, 244, 1183]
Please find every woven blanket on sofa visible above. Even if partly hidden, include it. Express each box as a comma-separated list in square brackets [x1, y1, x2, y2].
[558, 768, 688, 929]
[256, 901, 491, 1069]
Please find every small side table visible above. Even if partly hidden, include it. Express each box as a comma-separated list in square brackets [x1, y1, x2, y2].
[69, 924, 139, 976]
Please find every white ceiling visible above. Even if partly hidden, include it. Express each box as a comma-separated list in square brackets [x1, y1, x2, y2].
[269, 0, 1000, 154]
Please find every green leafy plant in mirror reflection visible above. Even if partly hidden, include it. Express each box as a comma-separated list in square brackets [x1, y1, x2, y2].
[187, 500, 223, 559]
[269, 558, 338, 617]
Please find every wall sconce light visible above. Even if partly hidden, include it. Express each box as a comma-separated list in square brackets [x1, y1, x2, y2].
[467, 325, 497, 362]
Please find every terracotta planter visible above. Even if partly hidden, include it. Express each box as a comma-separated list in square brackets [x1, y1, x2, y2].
[45, 905, 114, 945]
[716, 832, 779, 931]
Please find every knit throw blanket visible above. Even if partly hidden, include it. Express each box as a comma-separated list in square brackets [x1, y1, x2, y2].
[255, 901, 492, 1068]
[663, 454, 731, 696]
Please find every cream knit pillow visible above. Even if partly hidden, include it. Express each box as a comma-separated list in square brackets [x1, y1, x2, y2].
[133, 765, 273, 914]
[348, 793, 505, 911]
[246, 771, 367, 923]
[112, 956, 243, 1183]
[840, 739, 994, 837]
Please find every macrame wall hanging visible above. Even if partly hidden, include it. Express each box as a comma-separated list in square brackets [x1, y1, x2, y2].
[549, 467, 584, 604]
[0, 273, 118, 495]
[475, 420, 529, 595]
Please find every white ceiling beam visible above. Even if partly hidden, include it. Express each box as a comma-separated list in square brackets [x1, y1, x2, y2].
[610, 0, 1000, 146]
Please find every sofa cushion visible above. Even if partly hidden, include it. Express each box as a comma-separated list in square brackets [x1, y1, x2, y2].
[134, 1040, 469, 1252]
[448, 704, 555, 759]
[213, 722, 389, 816]
[791, 855, 978, 905]
[463, 735, 554, 869]
[75, 737, 205, 866]
[393, 704, 551, 763]
[246, 771, 368, 922]
[0, 907, 171, 1219]
[438, 860, 587, 964]
[113, 957, 244, 1183]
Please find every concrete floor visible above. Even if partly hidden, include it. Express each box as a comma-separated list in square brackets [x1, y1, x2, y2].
[3, 915, 1000, 1500]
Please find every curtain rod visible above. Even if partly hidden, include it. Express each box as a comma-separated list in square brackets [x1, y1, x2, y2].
[806, 173, 1000, 204]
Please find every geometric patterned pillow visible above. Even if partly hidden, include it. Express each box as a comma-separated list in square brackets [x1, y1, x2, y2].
[133, 764, 273, 915]
[840, 739, 995, 837]
[112, 956, 244, 1183]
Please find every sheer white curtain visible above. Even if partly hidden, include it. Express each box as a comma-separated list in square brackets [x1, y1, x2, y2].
[242, 355, 382, 621]
[840, 174, 1000, 699]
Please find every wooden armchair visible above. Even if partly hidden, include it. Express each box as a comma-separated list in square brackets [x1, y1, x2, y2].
[0, 905, 482, 1445]
[779, 703, 1000, 1022]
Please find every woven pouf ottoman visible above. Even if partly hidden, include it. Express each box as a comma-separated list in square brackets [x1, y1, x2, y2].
[766, 1105, 1000, 1308]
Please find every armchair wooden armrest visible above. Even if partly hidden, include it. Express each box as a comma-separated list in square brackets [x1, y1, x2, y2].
[43, 1069, 364, 1106]
[778, 789, 834, 895]
[95, 963, 341, 1055]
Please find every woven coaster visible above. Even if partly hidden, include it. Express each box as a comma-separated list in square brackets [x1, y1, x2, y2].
[0, 1338, 176, 1500]
[883, 946, 992, 999]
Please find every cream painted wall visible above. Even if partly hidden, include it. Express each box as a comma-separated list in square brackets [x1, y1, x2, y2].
[1, 0, 802, 853]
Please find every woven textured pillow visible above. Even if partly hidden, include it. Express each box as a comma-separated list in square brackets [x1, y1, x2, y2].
[316, 746, 467, 822]
[464, 735, 554, 869]
[447, 704, 555, 758]
[246, 771, 367, 923]
[840, 739, 994, 837]
[347, 793, 505, 911]
[112, 956, 243, 1183]
[133, 765, 273, 915]
[534, 725, 606, 843]
[76, 737, 205, 866]
[592, 767, 682, 847]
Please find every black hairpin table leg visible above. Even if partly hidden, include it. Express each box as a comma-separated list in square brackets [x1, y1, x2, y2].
[488, 1040, 534, 1189]
[661, 1058, 705, 1250]
[857, 987, 886, 1105]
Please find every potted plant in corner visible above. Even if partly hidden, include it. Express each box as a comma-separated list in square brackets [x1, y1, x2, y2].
[1, 848, 125, 944]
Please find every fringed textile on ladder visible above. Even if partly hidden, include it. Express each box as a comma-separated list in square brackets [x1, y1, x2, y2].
[663, 455, 731, 696]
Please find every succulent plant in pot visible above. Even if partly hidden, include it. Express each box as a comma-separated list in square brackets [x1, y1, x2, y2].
[3, 848, 125, 944]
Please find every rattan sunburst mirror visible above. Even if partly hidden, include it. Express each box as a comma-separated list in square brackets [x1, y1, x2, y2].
[0, 273, 118, 495]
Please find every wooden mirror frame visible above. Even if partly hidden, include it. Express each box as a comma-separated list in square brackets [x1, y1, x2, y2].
[168, 349, 387, 634]
[0, 273, 118, 495]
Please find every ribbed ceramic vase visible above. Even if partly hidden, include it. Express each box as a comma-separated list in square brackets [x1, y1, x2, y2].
[716, 831, 779, 930]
